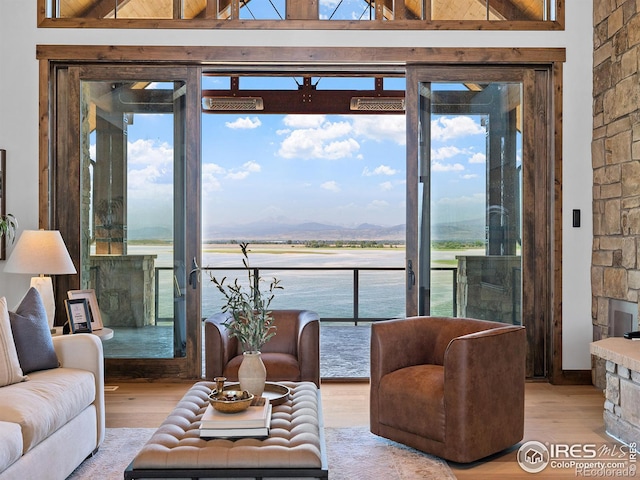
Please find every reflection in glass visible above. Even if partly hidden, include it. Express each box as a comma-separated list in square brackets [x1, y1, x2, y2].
[320, 0, 375, 20]
[80, 80, 187, 359]
[419, 82, 523, 324]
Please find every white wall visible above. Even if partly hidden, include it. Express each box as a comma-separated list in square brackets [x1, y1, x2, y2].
[0, 0, 593, 369]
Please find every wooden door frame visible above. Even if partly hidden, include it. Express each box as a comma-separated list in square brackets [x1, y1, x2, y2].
[37, 46, 581, 383]
[406, 66, 550, 379]
[45, 63, 202, 380]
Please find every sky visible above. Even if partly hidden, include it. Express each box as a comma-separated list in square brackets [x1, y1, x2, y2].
[238, 0, 376, 21]
[91, 79, 523, 239]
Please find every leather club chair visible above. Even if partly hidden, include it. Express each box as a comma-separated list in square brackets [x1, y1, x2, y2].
[205, 309, 320, 387]
[370, 316, 526, 463]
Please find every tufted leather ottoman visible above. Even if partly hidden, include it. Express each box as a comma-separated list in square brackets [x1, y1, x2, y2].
[124, 381, 328, 479]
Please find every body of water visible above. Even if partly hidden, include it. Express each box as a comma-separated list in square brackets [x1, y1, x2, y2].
[126, 244, 481, 321]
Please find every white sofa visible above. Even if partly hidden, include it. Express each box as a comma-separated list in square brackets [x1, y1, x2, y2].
[0, 333, 105, 480]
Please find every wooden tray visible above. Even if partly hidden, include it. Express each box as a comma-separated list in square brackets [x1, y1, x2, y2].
[224, 382, 291, 406]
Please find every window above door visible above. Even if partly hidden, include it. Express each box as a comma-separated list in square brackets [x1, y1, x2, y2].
[39, 0, 563, 30]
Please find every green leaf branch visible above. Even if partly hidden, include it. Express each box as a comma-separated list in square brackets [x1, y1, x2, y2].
[211, 242, 283, 352]
[0, 214, 18, 242]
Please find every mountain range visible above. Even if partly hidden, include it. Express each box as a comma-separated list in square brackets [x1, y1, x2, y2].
[128, 218, 485, 242]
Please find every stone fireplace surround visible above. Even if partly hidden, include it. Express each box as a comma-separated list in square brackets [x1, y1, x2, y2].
[591, 0, 640, 388]
[590, 338, 640, 446]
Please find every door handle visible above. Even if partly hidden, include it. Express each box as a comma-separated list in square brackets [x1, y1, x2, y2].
[188, 257, 200, 289]
[407, 260, 415, 291]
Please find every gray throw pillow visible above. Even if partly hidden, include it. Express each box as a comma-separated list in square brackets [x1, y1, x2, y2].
[9, 287, 59, 374]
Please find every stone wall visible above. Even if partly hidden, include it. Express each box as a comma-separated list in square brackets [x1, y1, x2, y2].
[603, 359, 640, 445]
[457, 255, 521, 324]
[90, 255, 156, 327]
[592, 0, 640, 361]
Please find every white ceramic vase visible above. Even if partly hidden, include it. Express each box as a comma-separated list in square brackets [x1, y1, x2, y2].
[238, 351, 266, 397]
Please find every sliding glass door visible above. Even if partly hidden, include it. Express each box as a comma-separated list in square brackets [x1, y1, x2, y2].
[406, 66, 552, 378]
[53, 66, 202, 379]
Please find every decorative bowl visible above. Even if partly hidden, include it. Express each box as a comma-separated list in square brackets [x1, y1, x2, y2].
[208, 389, 254, 413]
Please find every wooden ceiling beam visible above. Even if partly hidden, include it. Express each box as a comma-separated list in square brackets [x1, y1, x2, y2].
[487, 0, 541, 21]
[202, 88, 405, 114]
[81, 0, 131, 18]
[60, 0, 546, 21]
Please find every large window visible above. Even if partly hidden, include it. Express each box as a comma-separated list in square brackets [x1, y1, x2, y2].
[41, 46, 564, 381]
[39, 0, 563, 29]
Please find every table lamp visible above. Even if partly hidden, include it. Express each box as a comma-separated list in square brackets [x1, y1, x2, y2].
[4, 230, 77, 329]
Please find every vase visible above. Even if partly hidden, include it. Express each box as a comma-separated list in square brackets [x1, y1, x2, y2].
[238, 351, 266, 397]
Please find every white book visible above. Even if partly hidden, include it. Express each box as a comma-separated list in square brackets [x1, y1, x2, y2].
[200, 404, 272, 438]
[199, 425, 270, 438]
[200, 400, 271, 429]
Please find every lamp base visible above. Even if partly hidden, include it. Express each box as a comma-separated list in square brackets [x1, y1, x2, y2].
[30, 276, 55, 330]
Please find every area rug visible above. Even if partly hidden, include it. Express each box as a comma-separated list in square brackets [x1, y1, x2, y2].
[67, 426, 455, 479]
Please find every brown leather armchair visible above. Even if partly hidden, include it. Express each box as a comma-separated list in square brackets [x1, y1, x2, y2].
[205, 309, 320, 387]
[370, 316, 525, 463]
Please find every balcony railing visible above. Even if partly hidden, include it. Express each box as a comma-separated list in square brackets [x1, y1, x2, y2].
[154, 265, 458, 325]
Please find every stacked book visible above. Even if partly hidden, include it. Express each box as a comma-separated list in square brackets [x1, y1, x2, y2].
[199, 398, 272, 438]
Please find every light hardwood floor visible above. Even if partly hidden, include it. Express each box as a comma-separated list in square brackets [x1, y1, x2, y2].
[105, 381, 612, 479]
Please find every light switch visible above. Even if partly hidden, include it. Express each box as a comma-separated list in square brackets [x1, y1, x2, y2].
[572, 209, 580, 228]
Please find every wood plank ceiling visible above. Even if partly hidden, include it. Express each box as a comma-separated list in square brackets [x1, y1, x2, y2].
[57, 0, 545, 21]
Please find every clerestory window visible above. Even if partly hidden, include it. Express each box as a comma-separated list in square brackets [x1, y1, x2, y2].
[39, 0, 563, 30]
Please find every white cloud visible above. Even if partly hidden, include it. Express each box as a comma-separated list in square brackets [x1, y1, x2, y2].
[432, 161, 465, 172]
[277, 114, 405, 161]
[323, 139, 360, 159]
[226, 171, 249, 180]
[283, 115, 326, 129]
[362, 165, 397, 176]
[431, 146, 467, 161]
[379, 181, 393, 191]
[226, 161, 262, 180]
[469, 152, 486, 164]
[225, 117, 262, 129]
[202, 163, 223, 191]
[431, 116, 485, 142]
[128, 138, 173, 166]
[350, 115, 405, 145]
[200, 160, 261, 187]
[461, 174, 478, 179]
[126, 139, 173, 200]
[205, 163, 225, 175]
[243, 160, 261, 173]
[277, 119, 359, 160]
[128, 164, 163, 191]
[321, 180, 340, 192]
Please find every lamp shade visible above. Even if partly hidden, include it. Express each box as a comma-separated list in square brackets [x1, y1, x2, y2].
[4, 230, 77, 275]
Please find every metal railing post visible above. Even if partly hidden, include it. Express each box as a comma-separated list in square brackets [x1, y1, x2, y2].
[253, 267, 260, 304]
[452, 267, 457, 317]
[353, 269, 359, 326]
[155, 267, 160, 323]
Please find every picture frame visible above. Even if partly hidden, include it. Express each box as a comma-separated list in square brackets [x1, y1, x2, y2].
[0, 149, 6, 261]
[67, 289, 104, 331]
[64, 298, 93, 334]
